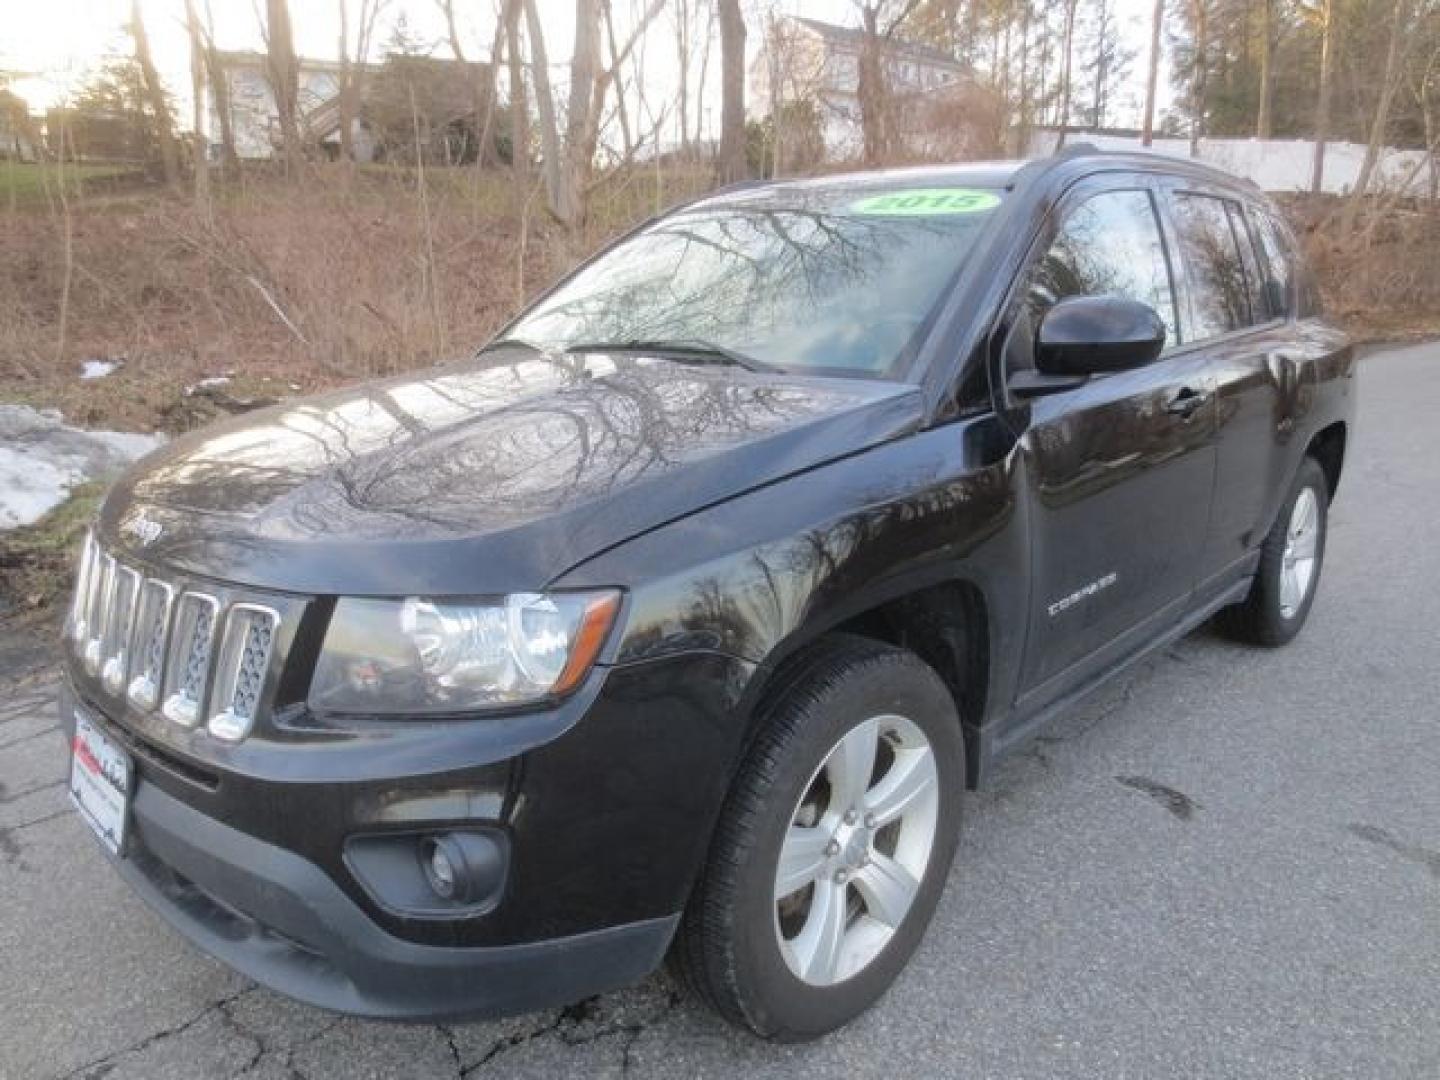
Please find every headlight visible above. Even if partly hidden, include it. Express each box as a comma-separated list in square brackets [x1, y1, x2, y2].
[308, 591, 620, 715]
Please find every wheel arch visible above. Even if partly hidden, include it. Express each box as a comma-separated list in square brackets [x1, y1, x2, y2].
[739, 575, 994, 791]
[1305, 420, 1347, 502]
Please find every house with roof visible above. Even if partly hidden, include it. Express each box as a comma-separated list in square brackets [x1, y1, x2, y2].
[207, 51, 492, 165]
[749, 15, 983, 162]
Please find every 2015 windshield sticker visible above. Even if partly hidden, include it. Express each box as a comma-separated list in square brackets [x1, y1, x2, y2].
[849, 189, 1002, 216]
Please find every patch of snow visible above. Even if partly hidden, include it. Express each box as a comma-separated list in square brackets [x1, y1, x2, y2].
[184, 375, 233, 396]
[0, 405, 165, 530]
[80, 358, 124, 380]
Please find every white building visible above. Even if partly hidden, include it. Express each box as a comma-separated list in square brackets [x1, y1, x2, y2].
[207, 51, 376, 162]
[749, 16, 977, 162]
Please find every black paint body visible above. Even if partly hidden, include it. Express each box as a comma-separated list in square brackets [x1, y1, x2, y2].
[62, 152, 1355, 1018]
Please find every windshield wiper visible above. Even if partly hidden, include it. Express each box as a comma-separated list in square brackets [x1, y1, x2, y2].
[477, 336, 547, 356]
[565, 338, 776, 373]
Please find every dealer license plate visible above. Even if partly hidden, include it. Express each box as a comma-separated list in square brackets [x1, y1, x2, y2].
[68, 709, 132, 857]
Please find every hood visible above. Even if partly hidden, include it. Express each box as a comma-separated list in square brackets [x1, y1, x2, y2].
[99, 350, 922, 595]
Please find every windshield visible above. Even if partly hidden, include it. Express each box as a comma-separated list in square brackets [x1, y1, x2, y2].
[506, 187, 1004, 379]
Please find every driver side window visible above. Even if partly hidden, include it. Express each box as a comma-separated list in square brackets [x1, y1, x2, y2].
[1026, 189, 1181, 352]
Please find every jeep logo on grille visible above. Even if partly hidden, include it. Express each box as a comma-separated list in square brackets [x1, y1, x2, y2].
[121, 510, 163, 547]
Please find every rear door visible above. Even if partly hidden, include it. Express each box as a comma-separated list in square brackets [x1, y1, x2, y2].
[1003, 178, 1218, 700]
[1162, 188, 1298, 591]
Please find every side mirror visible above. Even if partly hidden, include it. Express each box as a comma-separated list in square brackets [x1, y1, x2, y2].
[1035, 295, 1167, 377]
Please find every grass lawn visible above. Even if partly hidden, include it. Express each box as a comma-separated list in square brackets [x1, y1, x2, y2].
[0, 161, 142, 206]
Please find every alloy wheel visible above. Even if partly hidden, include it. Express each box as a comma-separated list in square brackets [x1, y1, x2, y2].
[773, 714, 940, 986]
[1279, 487, 1320, 618]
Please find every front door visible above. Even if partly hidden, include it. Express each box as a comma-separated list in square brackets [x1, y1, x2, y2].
[1003, 183, 1217, 699]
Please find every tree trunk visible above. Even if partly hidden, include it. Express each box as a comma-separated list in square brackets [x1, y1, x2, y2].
[1055, 0, 1079, 149]
[523, 0, 579, 225]
[265, 0, 304, 173]
[858, 6, 888, 164]
[129, 0, 179, 188]
[183, 0, 210, 210]
[1142, 0, 1164, 146]
[693, 3, 714, 150]
[1255, 0, 1273, 137]
[1189, 0, 1207, 157]
[202, 2, 240, 174]
[507, 0, 528, 179]
[717, 0, 747, 183]
[1309, 0, 1334, 193]
[338, 0, 354, 162]
[1012, 0, 1032, 156]
[675, 0, 691, 152]
[1341, 0, 1412, 231]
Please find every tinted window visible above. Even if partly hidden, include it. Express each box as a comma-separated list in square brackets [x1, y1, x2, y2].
[1027, 189, 1180, 347]
[1226, 202, 1268, 322]
[1251, 210, 1296, 319]
[510, 189, 1005, 379]
[1171, 194, 1252, 339]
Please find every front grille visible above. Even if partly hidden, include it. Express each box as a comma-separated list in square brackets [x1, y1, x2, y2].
[68, 531, 283, 742]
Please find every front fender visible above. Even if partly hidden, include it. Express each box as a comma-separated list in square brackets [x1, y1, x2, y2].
[555, 414, 1028, 732]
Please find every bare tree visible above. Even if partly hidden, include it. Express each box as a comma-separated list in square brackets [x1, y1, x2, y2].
[1188, 0, 1208, 156]
[716, 0, 747, 182]
[1342, 0, 1414, 230]
[262, 0, 304, 172]
[201, 1, 240, 174]
[1141, 0, 1164, 145]
[1255, 0, 1274, 137]
[128, 0, 179, 188]
[1307, 0, 1335, 192]
[854, 0, 925, 165]
[506, 0, 528, 183]
[1054, 0, 1080, 147]
[338, 0, 387, 164]
[183, 0, 210, 209]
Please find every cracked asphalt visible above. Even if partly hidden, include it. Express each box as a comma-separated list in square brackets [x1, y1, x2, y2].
[3, 342, 1439, 1079]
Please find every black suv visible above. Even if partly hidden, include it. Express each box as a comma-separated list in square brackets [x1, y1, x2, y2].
[61, 150, 1353, 1040]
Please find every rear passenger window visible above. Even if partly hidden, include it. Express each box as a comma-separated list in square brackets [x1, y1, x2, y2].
[1170, 194, 1252, 339]
[1027, 189, 1180, 348]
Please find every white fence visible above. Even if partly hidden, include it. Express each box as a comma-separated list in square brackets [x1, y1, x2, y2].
[1024, 129, 1438, 196]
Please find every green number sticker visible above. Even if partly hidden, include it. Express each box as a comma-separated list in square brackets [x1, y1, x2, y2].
[848, 188, 1002, 216]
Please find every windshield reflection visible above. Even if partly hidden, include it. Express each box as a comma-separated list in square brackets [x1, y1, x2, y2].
[510, 199, 1000, 379]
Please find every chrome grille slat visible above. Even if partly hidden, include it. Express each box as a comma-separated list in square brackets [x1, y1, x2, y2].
[100, 565, 141, 693]
[127, 579, 174, 711]
[82, 554, 116, 675]
[208, 605, 279, 742]
[163, 593, 220, 728]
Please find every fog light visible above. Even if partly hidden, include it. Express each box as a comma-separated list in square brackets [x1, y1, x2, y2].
[419, 833, 501, 905]
[424, 839, 459, 899]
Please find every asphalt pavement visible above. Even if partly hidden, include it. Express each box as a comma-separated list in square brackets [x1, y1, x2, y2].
[2, 342, 1438, 1079]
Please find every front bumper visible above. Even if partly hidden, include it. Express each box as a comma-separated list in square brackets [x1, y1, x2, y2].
[59, 647, 754, 1020]
[111, 769, 675, 1020]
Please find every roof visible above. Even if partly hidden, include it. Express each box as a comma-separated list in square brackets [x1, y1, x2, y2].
[787, 16, 967, 70]
[691, 161, 1027, 212]
[687, 148, 1260, 213]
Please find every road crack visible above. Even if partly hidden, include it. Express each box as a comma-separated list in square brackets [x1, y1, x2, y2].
[60, 986, 258, 1079]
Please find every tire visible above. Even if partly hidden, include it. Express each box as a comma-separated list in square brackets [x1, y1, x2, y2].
[1221, 456, 1329, 647]
[674, 635, 964, 1041]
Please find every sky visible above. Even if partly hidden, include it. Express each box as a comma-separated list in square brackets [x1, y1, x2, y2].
[0, 0, 1171, 140]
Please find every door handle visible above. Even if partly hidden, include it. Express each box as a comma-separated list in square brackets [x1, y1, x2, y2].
[1165, 387, 1209, 419]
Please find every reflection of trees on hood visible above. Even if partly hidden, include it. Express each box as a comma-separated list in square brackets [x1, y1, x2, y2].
[261, 356, 858, 539]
